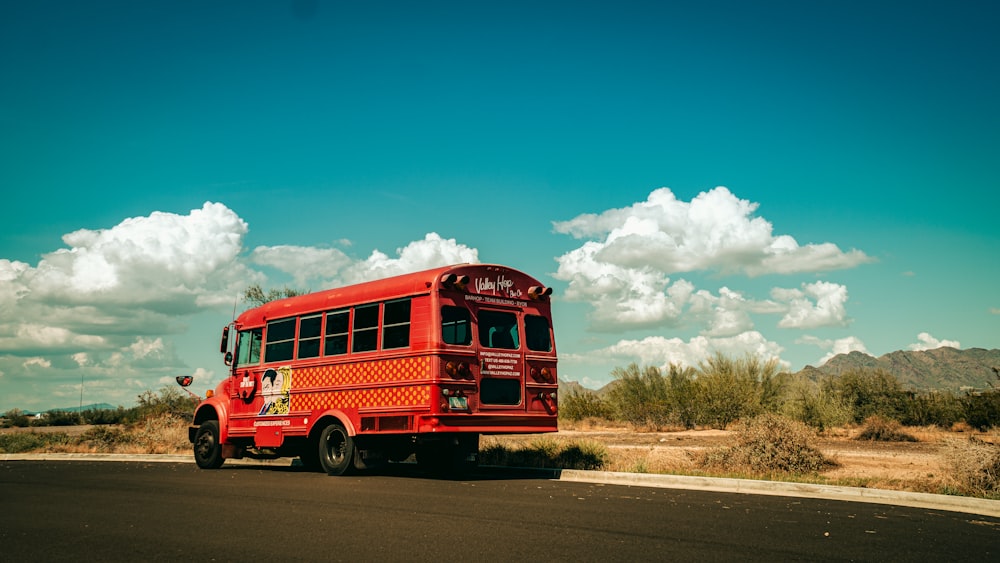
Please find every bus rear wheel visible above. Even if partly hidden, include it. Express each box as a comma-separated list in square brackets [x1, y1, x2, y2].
[318, 423, 355, 476]
[193, 420, 224, 469]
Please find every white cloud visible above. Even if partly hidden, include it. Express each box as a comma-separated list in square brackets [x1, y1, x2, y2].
[250, 244, 353, 288]
[774, 281, 851, 329]
[23, 357, 51, 369]
[566, 331, 787, 372]
[0, 203, 490, 411]
[799, 335, 871, 366]
[341, 233, 480, 285]
[553, 187, 871, 332]
[908, 332, 960, 351]
[554, 187, 873, 277]
[250, 232, 479, 289]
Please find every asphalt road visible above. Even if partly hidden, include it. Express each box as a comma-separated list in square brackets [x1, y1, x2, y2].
[2, 461, 997, 562]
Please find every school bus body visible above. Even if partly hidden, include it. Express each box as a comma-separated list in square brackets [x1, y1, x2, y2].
[188, 263, 557, 475]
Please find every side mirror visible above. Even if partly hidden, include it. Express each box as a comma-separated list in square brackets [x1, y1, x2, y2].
[219, 326, 230, 354]
[224, 351, 234, 366]
[176, 375, 193, 387]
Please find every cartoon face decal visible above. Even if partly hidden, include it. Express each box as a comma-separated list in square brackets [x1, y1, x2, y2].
[259, 366, 292, 416]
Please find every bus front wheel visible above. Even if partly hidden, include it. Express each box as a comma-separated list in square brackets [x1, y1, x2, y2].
[318, 423, 355, 476]
[193, 420, 224, 469]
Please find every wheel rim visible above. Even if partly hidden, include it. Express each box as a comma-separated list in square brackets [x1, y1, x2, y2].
[195, 431, 215, 459]
[325, 429, 346, 464]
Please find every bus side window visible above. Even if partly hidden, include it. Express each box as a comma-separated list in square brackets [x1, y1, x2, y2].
[382, 298, 411, 349]
[298, 314, 323, 359]
[352, 303, 379, 353]
[478, 310, 519, 350]
[265, 318, 296, 363]
[442, 306, 471, 345]
[324, 310, 349, 356]
[236, 328, 262, 367]
[525, 315, 552, 352]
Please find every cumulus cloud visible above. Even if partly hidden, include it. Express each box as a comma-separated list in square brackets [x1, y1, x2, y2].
[773, 281, 851, 329]
[564, 331, 787, 372]
[0, 202, 487, 410]
[553, 187, 872, 333]
[554, 187, 872, 277]
[908, 332, 960, 351]
[251, 233, 479, 289]
[799, 335, 871, 365]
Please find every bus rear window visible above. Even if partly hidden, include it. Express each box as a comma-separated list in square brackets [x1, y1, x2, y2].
[442, 306, 471, 345]
[525, 315, 552, 352]
[478, 310, 519, 350]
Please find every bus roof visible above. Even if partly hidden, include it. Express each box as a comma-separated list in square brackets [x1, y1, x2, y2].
[235, 263, 548, 327]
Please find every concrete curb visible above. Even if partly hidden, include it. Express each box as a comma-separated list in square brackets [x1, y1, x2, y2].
[5, 453, 998, 518]
[558, 469, 1000, 518]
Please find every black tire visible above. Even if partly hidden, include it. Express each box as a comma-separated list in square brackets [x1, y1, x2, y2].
[318, 423, 355, 476]
[193, 420, 224, 469]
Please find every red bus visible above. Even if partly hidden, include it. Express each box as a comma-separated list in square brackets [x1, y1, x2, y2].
[187, 263, 558, 475]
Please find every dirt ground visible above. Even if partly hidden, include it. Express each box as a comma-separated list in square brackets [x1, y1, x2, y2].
[484, 422, 998, 494]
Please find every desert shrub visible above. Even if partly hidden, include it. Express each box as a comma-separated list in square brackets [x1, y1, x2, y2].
[559, 389, 613, 422]
[962, 390, 1000, 431]
[665, 364, 700, 429]
[783, 375, 852, 431]
[0, 431, 73, 453]
[699, 413, 835, 474]
[855, 416, 918, 442]
[944, 436, 1000, 498]
[34, 410, 82, 427]
[899, 391, 964, 428]
[81, 426, 136, 452]
[126, 387, 198, 423]
[827, 369, 907, 423]
[696, 354, 782, 429]
[82, 407, 128, 425]
[605, 363, 673, 429]
[480, 437, 609, 470]
[2, 409, 31, 428]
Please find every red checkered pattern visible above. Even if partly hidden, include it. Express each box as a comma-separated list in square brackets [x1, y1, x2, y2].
[291, 356, 433, 410]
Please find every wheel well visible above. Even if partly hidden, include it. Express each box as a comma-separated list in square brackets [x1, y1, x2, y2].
[310, 413, 354, 440]
[193, 406, 219, 426]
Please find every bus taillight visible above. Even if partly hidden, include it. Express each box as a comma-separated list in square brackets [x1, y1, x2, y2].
[530, 366, 554, 383]
[445, 361, 473, 379]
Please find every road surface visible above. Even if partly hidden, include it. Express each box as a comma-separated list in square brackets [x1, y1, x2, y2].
[1, 461, 997, 561]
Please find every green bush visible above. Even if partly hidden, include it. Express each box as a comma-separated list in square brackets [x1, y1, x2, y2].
[963, 390, 1000, 431]
[605, 363, 673, 429]
[783, 375, 852, 431]
[2, 409, 31, 428]
[826, 369, 906, 424]
[696, 354, 781, 429]
[559, 389, 613, 422]
[0, 431, 72, 453]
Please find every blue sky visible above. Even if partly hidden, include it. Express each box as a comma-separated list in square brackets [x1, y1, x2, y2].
[1, 1, 998, 411]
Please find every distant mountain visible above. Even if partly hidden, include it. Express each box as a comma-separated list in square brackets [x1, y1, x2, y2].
[797, 347, 1000, 391]
[37, 403, 118, 415]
